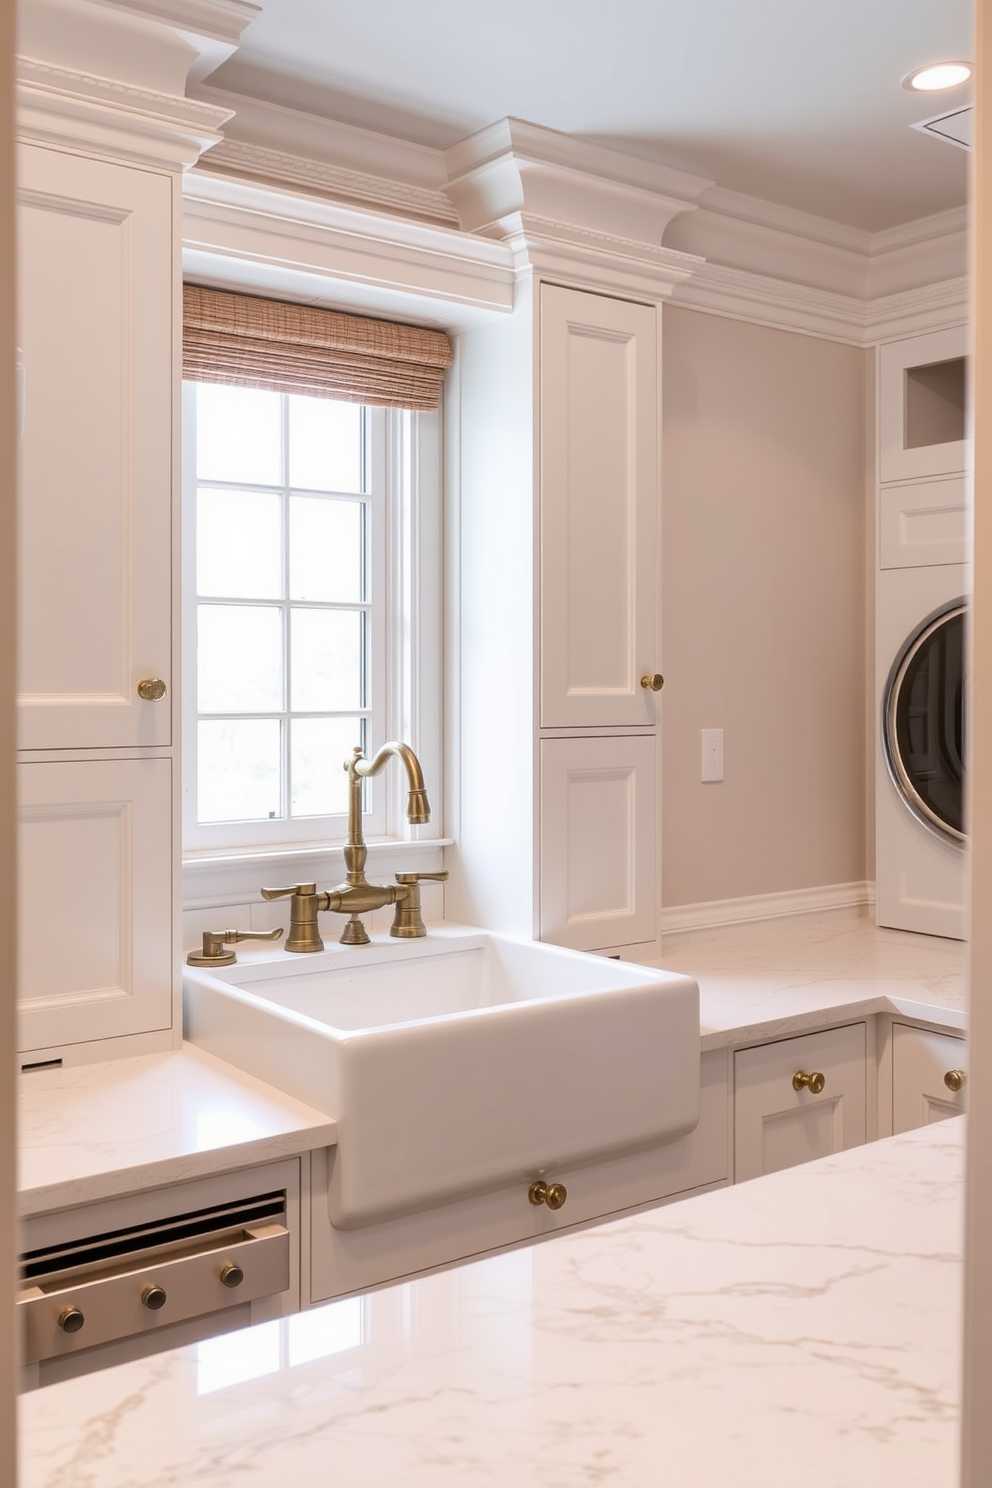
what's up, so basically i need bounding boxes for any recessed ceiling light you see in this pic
[903,61,972,92]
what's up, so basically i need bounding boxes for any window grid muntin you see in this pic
[193,387,372,827]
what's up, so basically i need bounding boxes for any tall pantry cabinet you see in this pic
[449,276,665,957]
[17,143,177,1060]
[13,4,238,1060]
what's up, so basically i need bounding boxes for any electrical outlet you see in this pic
[701,728,724,783]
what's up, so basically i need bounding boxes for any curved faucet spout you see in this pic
[344,742,431,885]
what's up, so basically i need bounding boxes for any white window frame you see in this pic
[181,383,443,861]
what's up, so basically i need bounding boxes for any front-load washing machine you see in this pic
[876,558,967,940]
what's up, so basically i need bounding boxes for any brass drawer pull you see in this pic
[57,1306,84,1334]
[793,1070,826,1095]
[220,1263,244,1289]
[137,678,167,701]
[529,1181,567,1210]
[944,1069,967,1093]
[141,1285,167,1311]
[640,673,664,692]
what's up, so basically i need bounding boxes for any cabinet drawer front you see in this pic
[17,144,173,750]
[539,734,656,950]
[734,1024,866,1184]
[892,1022,967,1133]
[539,284,659,728]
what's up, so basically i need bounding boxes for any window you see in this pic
[182,386,441,857]
[181,287,447,861]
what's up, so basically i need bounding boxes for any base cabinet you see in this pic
[891,1022,967,1133]
[734,1024,868,1183]
[310,1047,728,1303]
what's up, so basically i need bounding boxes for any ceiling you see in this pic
[207,0,973,233]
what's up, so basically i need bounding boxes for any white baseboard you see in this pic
[661,881,875,939]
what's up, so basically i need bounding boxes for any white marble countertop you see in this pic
[19,1117,964,1487]
[18,1046,337,1218]
[656,915,967,1050]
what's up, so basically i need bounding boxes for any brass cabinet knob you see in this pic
[793,1070,826,1095]
[944,1069,967,1094]
[137,677,167,701]
[640,673,665,692]
[58,1306,84,1334]
[141,1285,167,1311]
[528,1180,567,1210]
[220,1263,245,1289]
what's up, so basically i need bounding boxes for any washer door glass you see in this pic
[883,600,966,843]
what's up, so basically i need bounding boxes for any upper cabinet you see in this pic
[17,144,174,752]
[878,326,969,484]
[539,285,660,729]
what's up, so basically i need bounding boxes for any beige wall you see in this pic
[661,305,869,907]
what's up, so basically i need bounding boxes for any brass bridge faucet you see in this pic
[262,742,447,949]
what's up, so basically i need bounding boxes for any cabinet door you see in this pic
[540,285,659,728]
[892,1023,967,1133]
[878,327,968,483]
[734,1024,866,1183]
[17,144,173,750]
[539,734,656,950]
[18,758,173,1053]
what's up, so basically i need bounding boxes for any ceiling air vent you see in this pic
[912,106,972,151]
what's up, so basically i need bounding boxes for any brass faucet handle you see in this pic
[390,870,448,939]
[260,883,318,900]
[394,871,449,885]
[187,927,284,967]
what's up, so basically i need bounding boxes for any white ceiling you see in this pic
[208,0,972,232]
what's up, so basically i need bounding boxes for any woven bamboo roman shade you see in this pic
[183,285,453,412]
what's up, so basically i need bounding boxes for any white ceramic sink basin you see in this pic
[184,927,700,1229]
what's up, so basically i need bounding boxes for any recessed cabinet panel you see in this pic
[540,735,656,950]
[879,327,969,483]
[891,1023,967,1133]
[734,1024,866,1183]
[540,285,658,728]
[18,758,173,1052]
[17,144,173,750]
[879,478,969,569]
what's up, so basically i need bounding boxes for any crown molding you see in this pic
[444,116,712,246]
[864,277,969,342]
[16,0,258,167]
[672,258,969,346]
[17,56,233,167]
[197,139,460,225]
[499,212,702,303]
[190,85,459,224]
[182,170,515,330]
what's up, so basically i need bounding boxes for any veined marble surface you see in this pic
[20,1119,964,1487]
[655,914,967,1050]
[19,1046,337,1217]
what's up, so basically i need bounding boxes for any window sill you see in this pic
[182,837,453,910]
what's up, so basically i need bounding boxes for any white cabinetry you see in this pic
[734,1024,867,1183]
[539,734,656,951]
[539,286,658,729]
[891,1022,967,1133]
[16,143,177,1058]
[537,285,661,953]
[17,145,173,752]
[878,326,968,484]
